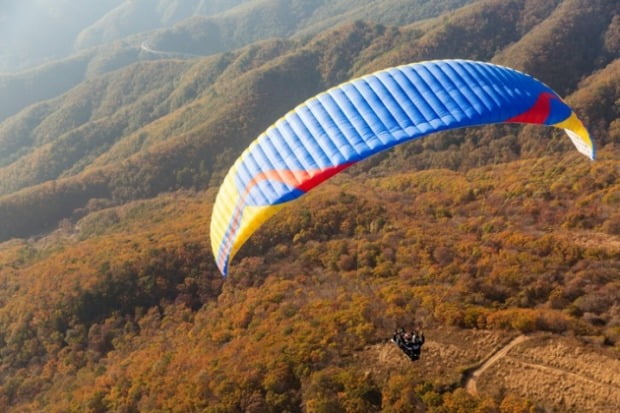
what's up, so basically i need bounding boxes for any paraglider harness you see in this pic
[392,328,425,361]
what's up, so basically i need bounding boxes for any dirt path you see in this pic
[465,335,529,396]
[464,334,620,400]
[515,359,620,392]
[140,41,201,58]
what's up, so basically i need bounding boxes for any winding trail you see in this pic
[464,335,529,396]
[463,335,620,398]
[140,41,202,58]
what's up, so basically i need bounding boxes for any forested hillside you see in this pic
[0,0,618,411]
[0,0,471,122]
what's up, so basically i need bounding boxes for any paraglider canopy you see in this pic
[210,59,594,276]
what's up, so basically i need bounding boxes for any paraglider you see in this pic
[392,327,425,361]
[210,59,594,276]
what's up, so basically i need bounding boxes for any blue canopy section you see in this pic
[235,59,559,206]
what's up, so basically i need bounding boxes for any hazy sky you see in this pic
[0,0,124,72]
[0,0,224,72]
[1,1,73,70]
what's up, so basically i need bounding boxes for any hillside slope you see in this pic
[0,157,617,411]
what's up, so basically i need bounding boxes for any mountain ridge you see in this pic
[0,3,618,241]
